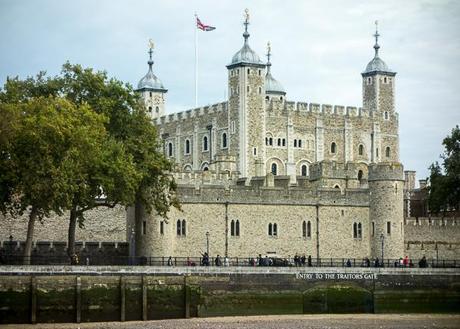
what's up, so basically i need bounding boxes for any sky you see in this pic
[1,0,459,183]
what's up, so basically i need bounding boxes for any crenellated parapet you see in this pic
[153,101,228,126]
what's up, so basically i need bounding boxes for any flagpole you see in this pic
[194,13,198,108]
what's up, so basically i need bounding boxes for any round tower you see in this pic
[368,162,404,261]
[136,39,167,120]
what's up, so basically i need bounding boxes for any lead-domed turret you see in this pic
[363,21,394,74]
[265,42,286,98]
[136,40,167,120]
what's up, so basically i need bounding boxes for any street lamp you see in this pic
[380,233,385,267]
[130,228,135,265]
[206,231,210,255]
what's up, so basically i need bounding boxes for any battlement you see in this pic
[153,101,228,125]
[368,162,404,181]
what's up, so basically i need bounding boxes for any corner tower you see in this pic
[226,9,266,177]
[362,22,396,115]
[368,163,405,261]
[136,40,167,120]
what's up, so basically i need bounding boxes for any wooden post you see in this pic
[30,276,37,324]
[142,275,147,321]
[75,276,81,323]
[120,276,126,322]
[184,275,190,318]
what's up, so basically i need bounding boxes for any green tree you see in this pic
[1,63,179,263]
[0,97,109,264]
[428,125,460,214]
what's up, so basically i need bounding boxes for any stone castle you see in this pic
[1,11,458,261]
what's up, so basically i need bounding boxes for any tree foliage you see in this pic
[1,63,179,263]
[428,125,460,214]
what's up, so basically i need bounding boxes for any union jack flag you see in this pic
[196,16,215,31]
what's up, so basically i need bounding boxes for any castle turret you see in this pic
[136,40,167,120]
[368,162,404,261]
[265,42,286,101]
[362,22,399,164]
[226,9,266,177]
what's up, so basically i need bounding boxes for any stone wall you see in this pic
[404,217,460,260]
[1,266,458,324]
[0,206,127,242]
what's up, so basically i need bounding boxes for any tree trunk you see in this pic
[67,207,78,264]
[23,206,38,265]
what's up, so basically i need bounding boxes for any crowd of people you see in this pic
[165,253,432,268]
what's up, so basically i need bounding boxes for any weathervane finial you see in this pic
[243,9,250,44]
[373,20,380,57]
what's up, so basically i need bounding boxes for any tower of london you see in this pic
[129,11,411,261]
[2,10,458,262]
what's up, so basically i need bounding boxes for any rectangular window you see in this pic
[142,221,146,235]
[387,221,391,235]
[160,221,164,235]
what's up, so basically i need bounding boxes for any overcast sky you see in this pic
[1,0,459,182]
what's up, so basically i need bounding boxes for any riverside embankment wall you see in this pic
[0,266,459,324]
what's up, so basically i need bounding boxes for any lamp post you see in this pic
[130,228,135,265]
[380,233,385,267]
[206,231,210,255]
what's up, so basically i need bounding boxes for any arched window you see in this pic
[258,87,262,94]
[247,68,250,75]
[271,163,277,175]
[155,106,159,114]
[384,77,387,83]
[277,138,281,146]
[168,142,173,157]
[357,223,362,239]
[185,139,191,155]
[236,220,240,236]
[181,219,186,236]
[203,166,209,171]
[177,220,181,236]
[269,137,273,146]
[203,136,208,151]
[298,140,302,148]
[280,96,283,101]
[160,221,164,235]
[358,170,363,182]
[384,111,389,120]
[273,223,278,236]
[353,222,357,238]
[294,140,297,148]
[307,221,311,238]
[265,96,269,101]
[358,144,364,156]
[231,220,235,236]
[385,146,390,158]
[148,106,152,113]
[149,91,152,97]
[222,132,228,149]
[334,185,340,189]
[268,223,273,236]
[376,148,379,158]
[331,142,336,154]
[301,164,308,177]
[302,221,307,238]
[282,139,286,147]
[265,137,268,145]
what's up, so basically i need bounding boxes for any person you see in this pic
[308,255,312,267]
[167,256,173,266]
[403,255,409,267]
[419,256,428,268]
[202,252,210,266]
[224,256,229,267]
[258,254,263,266]
[399,257,404,267]
[374,257,380,268]
[215,255,222,266]
[409,259,414,267]
[301,254,306,267]
[365,257,371,267]
[346,259,352,267]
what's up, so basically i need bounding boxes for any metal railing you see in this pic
[0,254,458,268]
